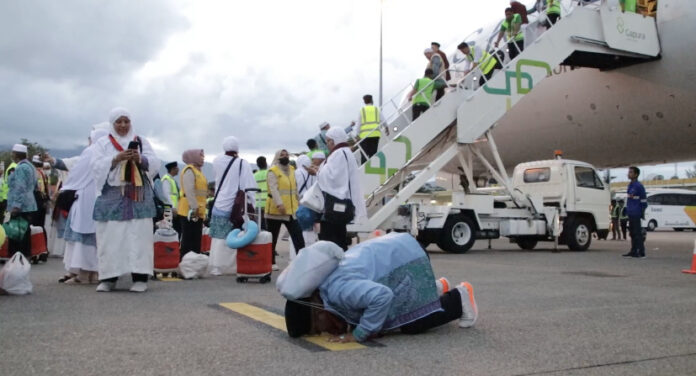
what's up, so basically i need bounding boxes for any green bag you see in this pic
[2,217,29,241]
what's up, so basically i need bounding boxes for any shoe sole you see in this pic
[439,278,450,294]
[459,282,478,327]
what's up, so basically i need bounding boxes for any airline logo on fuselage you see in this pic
[617,17,647,41]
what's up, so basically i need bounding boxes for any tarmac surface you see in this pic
[1,230,695,376]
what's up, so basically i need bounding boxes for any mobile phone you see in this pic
[127,141,140,150]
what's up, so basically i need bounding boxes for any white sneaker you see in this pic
[129,282,148,293]
[272,264,279,271]
[435,277,450,296]
[457,282,478,328]
[96,282,115,292]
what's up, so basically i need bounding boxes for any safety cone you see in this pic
[682,239,696,275]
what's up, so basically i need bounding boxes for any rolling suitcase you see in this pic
[236,188,272,284]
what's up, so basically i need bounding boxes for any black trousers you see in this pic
[8,213,32,259]
[628,216,645,256]
[178,215,203,259]
[412,104,430,121]
[267,218,305,264]
[319,221,348,251]
[543,13,560,28]
[360,137,380,164]
[400,288,463,334]
[620,219,628,240]
[508,39,524,60]
[101,274,149,283]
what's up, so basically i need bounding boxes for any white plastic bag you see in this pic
[0,253,33,295]
[276,241,344,300]
[178,252,209,279]
[300,182,324,213]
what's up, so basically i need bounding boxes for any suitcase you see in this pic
[200,226,211,254]
[236,188,272,283]
[0,238,8,260]
[154,227,180,272]
[30,225,48,263]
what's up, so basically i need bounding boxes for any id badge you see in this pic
[333,203,346,212]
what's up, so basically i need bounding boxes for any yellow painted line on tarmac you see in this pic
[160,277,183,282]
[219,302,366,351]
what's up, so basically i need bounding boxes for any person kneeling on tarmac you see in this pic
[284,233,478,343]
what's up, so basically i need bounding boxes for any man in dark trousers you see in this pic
[623,166,648,258]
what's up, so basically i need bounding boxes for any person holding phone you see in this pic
[90,107,160,293]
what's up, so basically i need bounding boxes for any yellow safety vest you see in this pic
[359,105,381,139]
[468,46,498,75]
[0,162,17,201]
[177,165,208,217]
[266,165,298,216]
[35,168,48,196]
[502,13,524,42]
[254,169,268,208]
[161,174,179,208]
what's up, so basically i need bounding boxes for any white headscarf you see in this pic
[223,136,239,152]
[90,121,110,145]
[325,127,348,144]
[108,107,135,149]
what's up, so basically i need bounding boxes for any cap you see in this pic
[32,155,42,164]
[12,144,28,153]
[165,161,178,170]
[431,41,441,47]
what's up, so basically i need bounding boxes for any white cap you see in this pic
[424,47,433,54]
[12,144,27,153]
[311,151,326,160]
[325,127,348,144]
[318,121,330,130]
[32,155,42,164]
[222,136,239,152]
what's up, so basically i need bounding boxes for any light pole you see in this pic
[379,0,383,107]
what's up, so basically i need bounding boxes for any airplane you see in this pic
[384,0,695,174]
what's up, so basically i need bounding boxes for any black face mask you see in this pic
[279,157,290,165]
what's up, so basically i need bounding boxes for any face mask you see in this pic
[279,157,290,165]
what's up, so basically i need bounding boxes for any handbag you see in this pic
[300,181,324,213]
[2,216,30,241]
[203,156,237,227]
[229,160,254,229]
[322,150,355,225]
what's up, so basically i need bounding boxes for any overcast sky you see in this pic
[2,0,692,181]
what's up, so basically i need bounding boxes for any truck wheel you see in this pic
[516,237,538,250]
[647,220,657,232]
[437,215,476,254]
[566,218,591,251]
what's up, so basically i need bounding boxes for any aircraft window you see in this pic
[575,167,603,190]
[523,168,551,183]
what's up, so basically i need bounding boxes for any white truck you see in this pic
[383,158,610,253]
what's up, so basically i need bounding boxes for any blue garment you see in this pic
[209,208,233,239]
[63,217,97,247]
[93,183,156,222]
[626,180,647,217]
[7,160,37,213]
[314,130,330,155]
[319,233,441,342]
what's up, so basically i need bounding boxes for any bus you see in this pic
[641,189,696,231]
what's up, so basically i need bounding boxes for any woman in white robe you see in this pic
[91,108,160,292]
[61,127,109,284]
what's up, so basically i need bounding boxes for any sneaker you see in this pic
[435,277,450,296]
[457,282,478,328]
[96,282,115,292]
[272,264,279,271]
[637,254,646,259]
[129,282,148,293]
[622,252,636,258]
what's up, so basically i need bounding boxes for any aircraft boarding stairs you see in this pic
[348,2,661,233]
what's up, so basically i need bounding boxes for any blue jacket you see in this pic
[626,180,647,217]
[7,160,37,213]
[319,233,441,342]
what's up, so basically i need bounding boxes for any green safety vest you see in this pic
[254,169,268,208]
[412,77,435,106]
[468,46,498,75]
[306,149,322,158]
[611,205,621,218]
[161,174,179,208]
[547,0,561,15]
[620,0,636,12]
[359,105,381,139]
[502,13,524,42]
[619,205,628,220]
[0,162,17,201]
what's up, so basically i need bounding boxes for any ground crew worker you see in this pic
[1,160,18,218]
[177,149,208,258]
[495,7,525,60]
[545,0,561,28]
[355,94,384,164]
[622,166,647,258]
[457,42,501,85]
[255,156,269,230]
[610,199,620,240]
[407,69,435,121]
[161,161,181,234]
[618,199,628,241]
